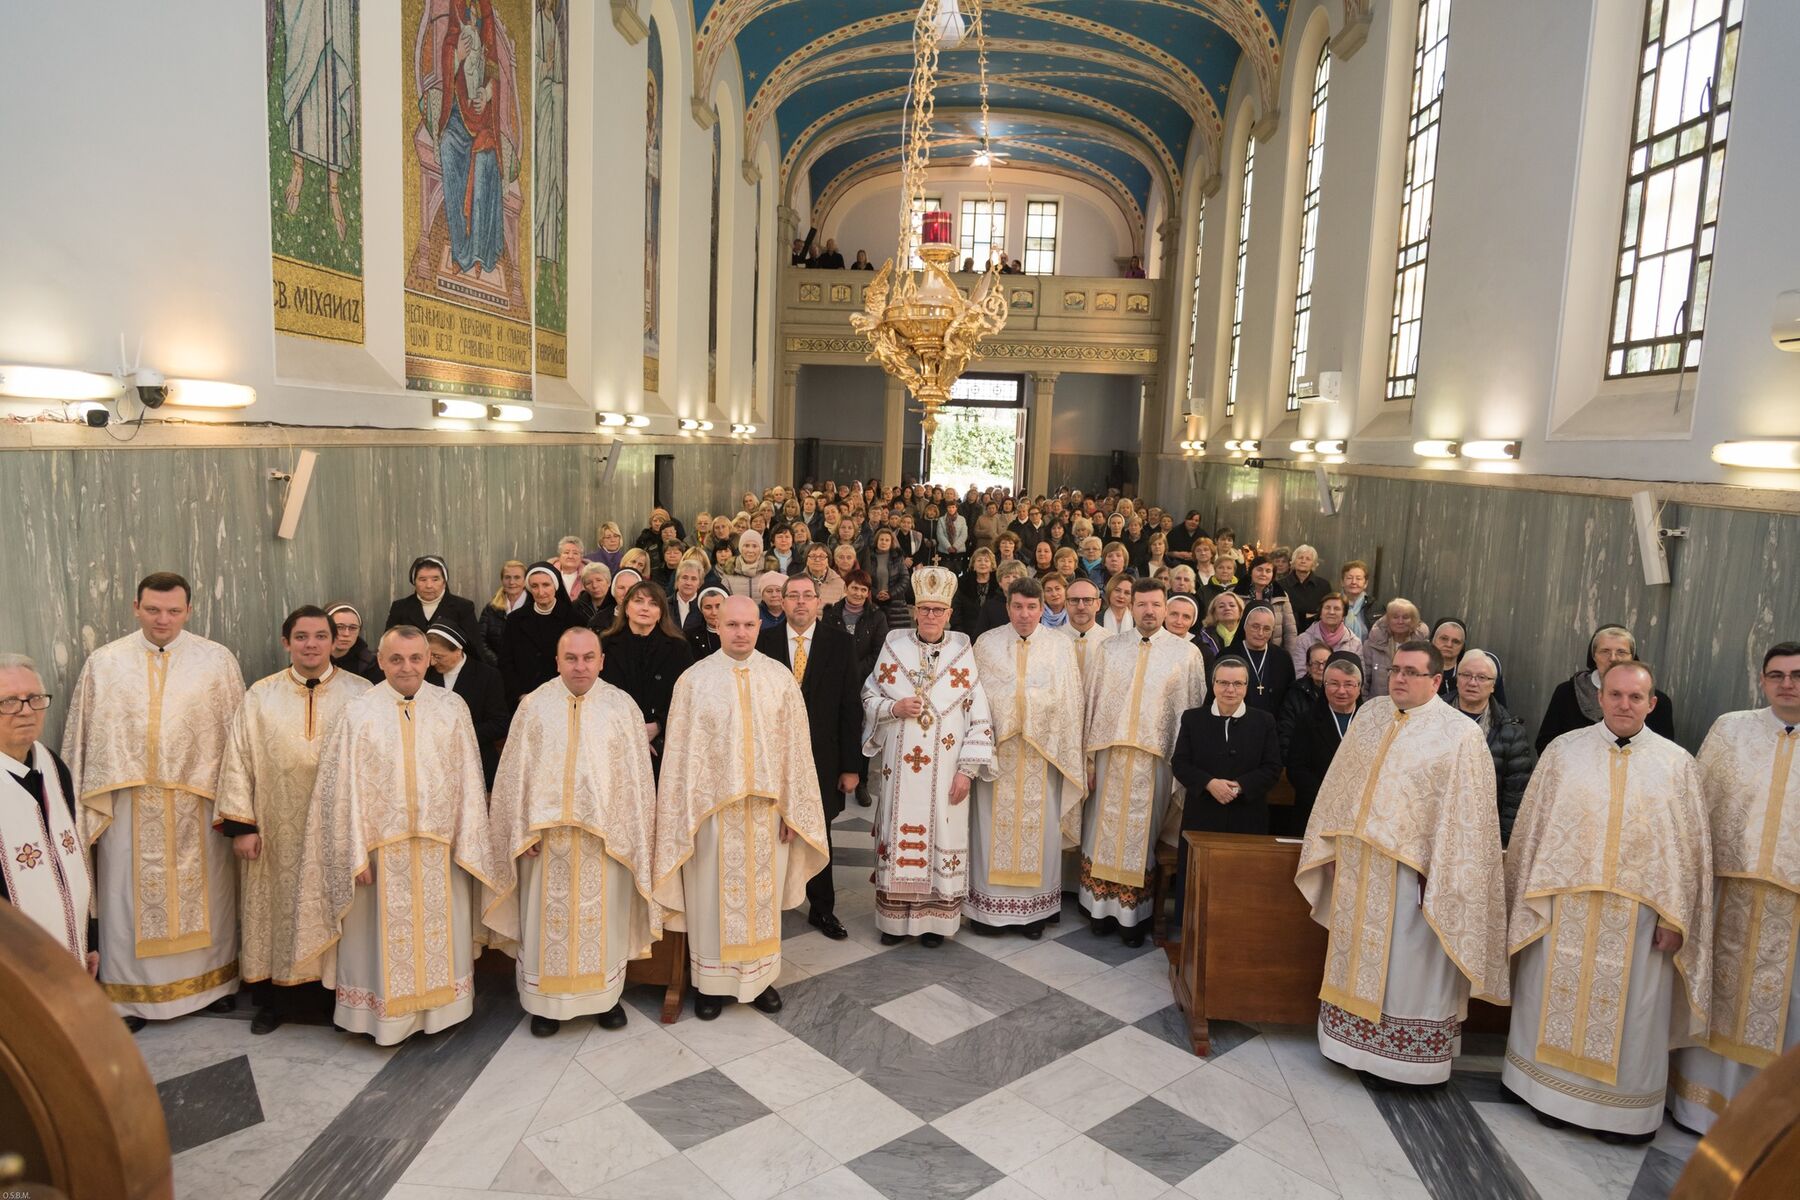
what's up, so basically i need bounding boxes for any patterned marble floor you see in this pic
[142,812,1701,1200]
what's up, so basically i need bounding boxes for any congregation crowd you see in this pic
[1,477,1794,1155]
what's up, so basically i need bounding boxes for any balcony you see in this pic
[778,268,1167,374]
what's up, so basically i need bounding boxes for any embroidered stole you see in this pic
[1089,640,1157,888]
[718,667,780,963]
[537,694,611,992]
[989,638,1046,889]
[871,638,976,897]
[133,649,213,957]
[0,754,89,960]
[378,698,458,1017]
[1319,710,1410,1022]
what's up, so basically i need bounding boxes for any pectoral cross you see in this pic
[903,746,932,773]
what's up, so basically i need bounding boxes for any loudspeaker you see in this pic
[275,450,318,541]
[597,445,621,491]
[1632,490,1672,586]
[1314,464,1341,517]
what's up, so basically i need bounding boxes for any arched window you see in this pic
[1185,202,1206,411]
[1226,133,1255,417]
[1287,46,1332,412]
[1385,0,1453,402]
[1607,0,1742,377]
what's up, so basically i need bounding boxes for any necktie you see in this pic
[792,636,808,684]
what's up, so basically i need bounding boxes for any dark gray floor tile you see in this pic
[833,845,877,867]
[1057,930,1162,968]
[849,1125,1005,1200]
[1365,1071,1537,1200]
[1086,1096,1235,1184]
[1132,1006,1254,1058]
[1628,1147,1686,1200]
[837,816,875,833]
[625,1068,769,1149]
[1449,1070,1511,1106]
[158,1055,264,1154]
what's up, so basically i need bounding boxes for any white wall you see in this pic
[1166,0,1800,491]
[0,0,780,436]
[823,167,1139,276]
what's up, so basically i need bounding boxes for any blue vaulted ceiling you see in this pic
[688,1,1290,239]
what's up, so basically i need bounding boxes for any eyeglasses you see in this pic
[0,694,52,715]
[1765,671,1800,684]
[1459,674,1496,685]
[1390,668,1438,681]
[1067,596,1101,605]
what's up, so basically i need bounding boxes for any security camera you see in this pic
[1245,456,1266,469]
[84,407,111,428]
[133,368,167,408]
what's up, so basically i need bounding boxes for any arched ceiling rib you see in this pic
[686,1,1289,230]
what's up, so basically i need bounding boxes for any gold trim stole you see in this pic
[988,637,1046,889]
[1319,710,1409,1022]
[537,693,611,994]
[133,646,213,958]
[378,698,457,1017]
[718,666,780,963]
[1090,639,1156,888]
[1708,727,1799,1067]
[1535,743,1640,1085]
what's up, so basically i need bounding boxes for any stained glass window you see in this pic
[1385,0,1452,402]
[1287,47,1332,411]
[1226,134,1255,417]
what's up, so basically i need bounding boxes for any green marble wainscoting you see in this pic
[1157,459,1800,749]
[1,436,779,742]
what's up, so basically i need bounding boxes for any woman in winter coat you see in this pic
[1358,597,1430,697]
[1448,648,1535,843]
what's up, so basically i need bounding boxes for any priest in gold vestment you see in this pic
[1669,642,1799,1134]
[64,572,246,1027]
[968,578,1085,938]
[1297,641,1509,1085]
[1502,661,1712,1140]
[1079,579,1204,945]
[654,596,827,1020]
[486,627,660,1037]
[291,627,500,1045]
[215,606,370,1034]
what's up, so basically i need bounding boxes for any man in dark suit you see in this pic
[425,624,508,789]
[756,574,863,939]
[387,556,489,663]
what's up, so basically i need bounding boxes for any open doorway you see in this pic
[920,374,1025,493]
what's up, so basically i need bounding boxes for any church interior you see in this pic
[3,1,1800,1199]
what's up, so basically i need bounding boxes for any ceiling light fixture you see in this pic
[1413,439,1460,459]
[433,398,486,420]
[1712,440,1800,470]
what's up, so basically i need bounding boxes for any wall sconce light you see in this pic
[1289,439,1315,453]
[433,398,486,420]
[1712,440,1800,470]
[1238,439,1260,454]
[1460,439,1520,461]
[488,403,533,423]
[679,418,715,432]
[1413,440,1459,459]
[597,412,627,427]
[1178,439,1205,453]
[731,423,757,435]
[166,379,257,409]
[1315,439,1346,455]
[0,365,127,402]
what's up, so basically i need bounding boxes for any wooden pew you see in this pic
[1672,1044,1800,1200]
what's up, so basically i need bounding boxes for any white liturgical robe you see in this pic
[863,630,996,937]
[486,677,660,1020]
[64,630,246,1019]
[1,743,90,961]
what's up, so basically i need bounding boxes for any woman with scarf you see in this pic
[1233,557,1298,649]
[1533,622,1676,751]
[600,578,694,777]
[860,526,909,627]
[1287,592,1363,672]
[499,562,581,705]
[1198,591,1245,665]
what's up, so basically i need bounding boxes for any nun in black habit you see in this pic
[386,555,489,663]
[499,562,582,705]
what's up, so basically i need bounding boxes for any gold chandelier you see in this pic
[849,0,1009,444]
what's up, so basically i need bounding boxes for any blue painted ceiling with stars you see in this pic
[689,1,1290,233]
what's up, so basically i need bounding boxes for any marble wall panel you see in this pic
[1047,453,1116,495]
[813,442,882,490]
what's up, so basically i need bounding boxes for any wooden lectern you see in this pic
[625,931,688,1022]
[1167,832,1327,1056]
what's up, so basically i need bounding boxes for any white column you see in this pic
[882,375,907,487]
[777,363,801,483]
[1027,371,1058,496]
[1135,374,1164,497]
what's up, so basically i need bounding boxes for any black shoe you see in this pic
[1595,1128,1655,1146]
[206,995,236,1014]
[695,993,724,1021]
[122,1015,147,1033]
[596,1004,628,1030]
[1021,921,1044,940]
[1533,1109,1571,1130]
[857,792,872,807]
[1091,916,1118,937]
[752,987,783,1014]
[920,932,944,948]
[809,911,849,940]
[530,1015,560,1037]
[880,932,906,946]
[1121,927,1146,948]
[250,1007,284,1036]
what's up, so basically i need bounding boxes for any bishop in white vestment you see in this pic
[1503,663,1712,1138]
[1079,581,1204,941]
[863,568,995,942]
[63,575,246,1022]
[1,655,94,971]
[968,579,1085,936]
[1670,673,1800,1133]
[215,607,369,1032]
[486,628,660,1035]
[653,597,827,1017]
[291,628,500,1045]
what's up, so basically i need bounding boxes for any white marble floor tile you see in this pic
[488,1141,569,1195]
[783,1076,924,1161]
[968,1179,1051,1200]
[522,1101,675,1194]
[575,1024,709,1098]
[664,1001,792,1066]
[957,929,1039,960]
[1063,967,1177,1024]
[1470,1102,1648,1200]
[1008,1054,1146,1131]
[1177,1144,1338,1200]
[686,1113,841,1200]
[1005,940,1117,990]
[782,928,878,975]
[839,906,903,951]
[1074,1026,1205,1093]
[402,1106,538,1191]
[174,1122,316,1200]
[1261,1025,1376,1127]
[524,1057,621,1135]
[1208,1035,1291,1101]
[933,1088,1081,1173]
[577,1003,664,1053]
[777,959,815,988]
[772,1164,889,1199]
[583,1152,733,1200]
[872,983,1000,1044]
[1242,1107,1338,1194]
[1011,1134,1170,1200]
[1650,1116,1702,1161]
[719,1037,854,1111]
[1261,1029,1428,1200]
[1154,1060,1294,1142]
[382,1185,588,1200]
